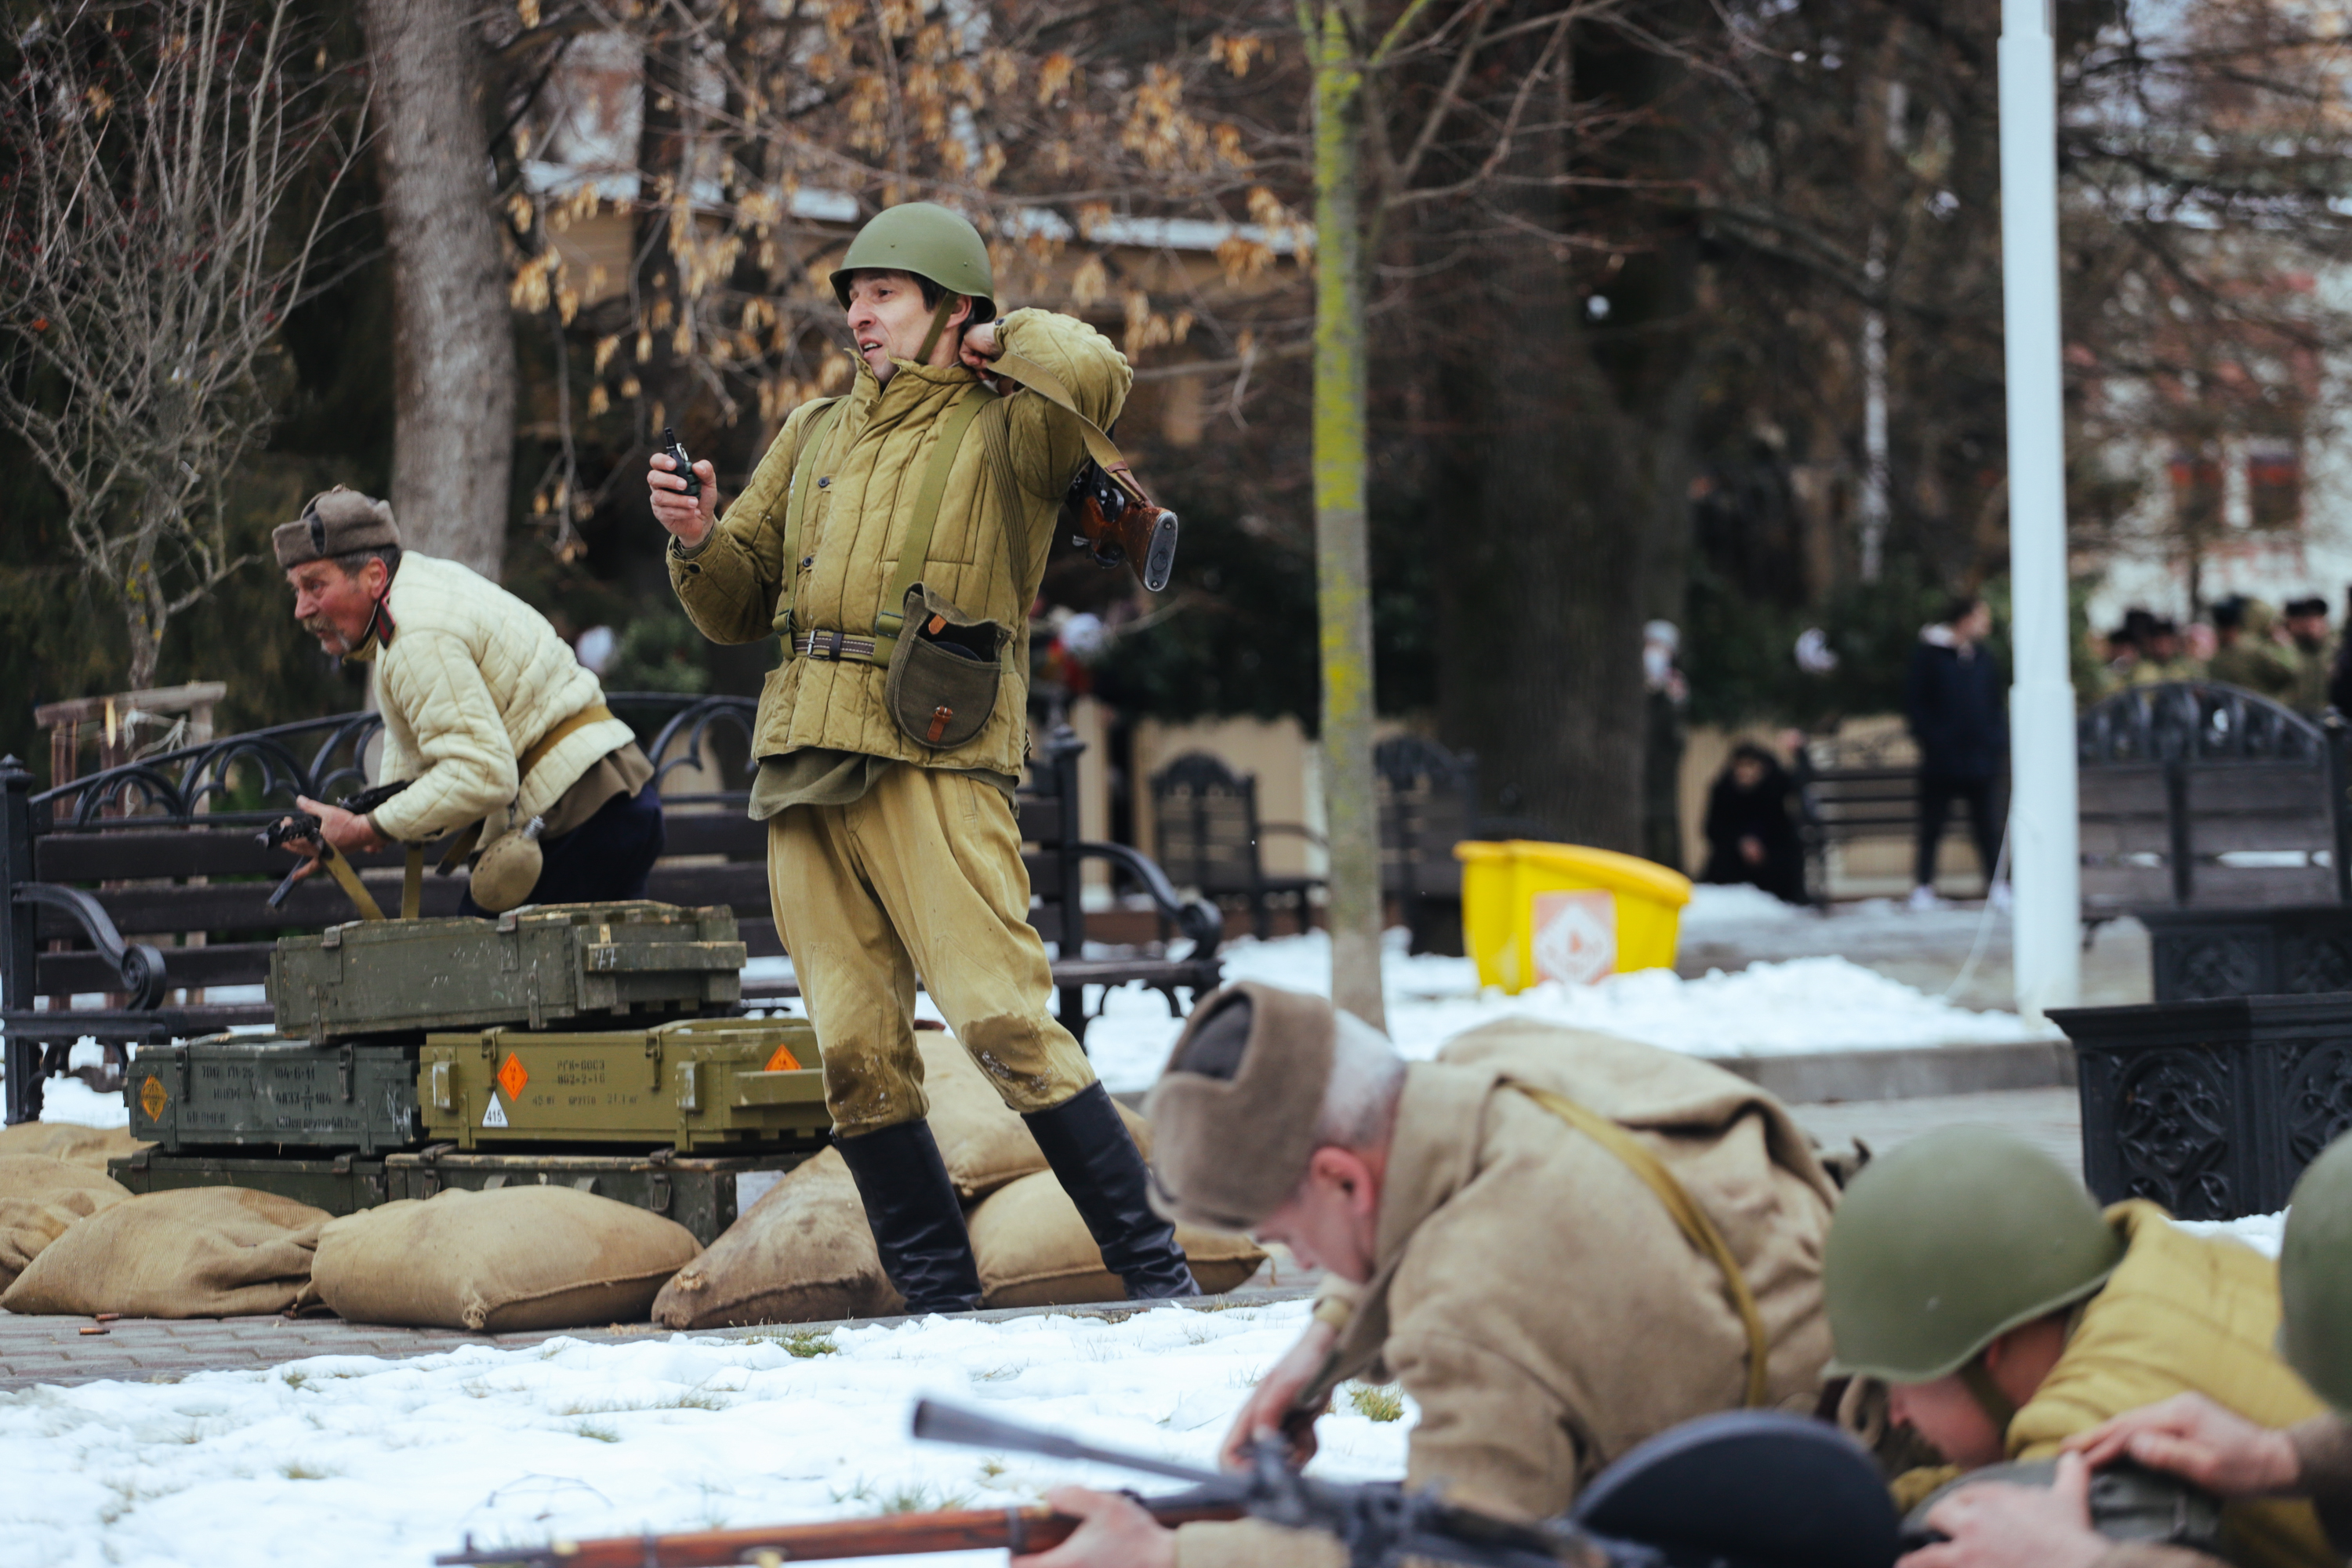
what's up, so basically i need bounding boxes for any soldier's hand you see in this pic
[1220,1318,1337,1471]
[648,452,719,548]
[1901,1454,2107,1568]
[295,796,382,857]
[1011,1486,1174,1568]
[2066,1392,2303,1498]
[958,319,1001,370]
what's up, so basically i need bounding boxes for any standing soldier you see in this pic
[647,203,1193,1312]
[2284,597,2336,718]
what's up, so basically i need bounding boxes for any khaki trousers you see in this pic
[767,762,1096,1137]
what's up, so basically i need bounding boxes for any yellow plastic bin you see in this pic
[1454,840,1692,994]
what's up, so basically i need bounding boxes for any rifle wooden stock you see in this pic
[1065,461,1179,593]
[437,1493,1244,1567]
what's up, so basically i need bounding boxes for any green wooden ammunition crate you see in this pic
[269,902,747,1042]
[383,1148,815,1245]
[128,1034,422,1155]
[419,1016,828,1152]
[107,1149,391,1216]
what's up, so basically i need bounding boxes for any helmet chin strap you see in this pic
[914,292,961,364]
[1959,1356,2019,1436]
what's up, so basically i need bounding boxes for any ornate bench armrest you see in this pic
[15,883,169,1009]
[1076,841,1225,953]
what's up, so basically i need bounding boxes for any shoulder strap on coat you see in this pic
[769,397,849,639]
[869,382,996,662]
[1511,1082,1773,1408]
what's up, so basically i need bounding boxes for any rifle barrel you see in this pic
[434,1496,1243,1568]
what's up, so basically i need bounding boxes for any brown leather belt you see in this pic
[793,628,880,663]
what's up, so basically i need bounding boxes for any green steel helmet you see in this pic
[829,201,995,317]
[2281,1134,2352,1412]
[1823,1125,2125,1384]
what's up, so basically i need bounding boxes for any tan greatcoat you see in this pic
[668,308,1127,778]
[1174,1019,1839,1568]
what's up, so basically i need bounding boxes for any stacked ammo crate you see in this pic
[109,902,828,1244]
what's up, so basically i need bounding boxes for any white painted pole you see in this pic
[2000,0,2082,1017]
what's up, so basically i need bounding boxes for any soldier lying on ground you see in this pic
[1011,982,1840,1568]
[648,202,1192,1312]
[1821,1125,2337,1568]
[1886,1129,2352,1568]
[274,488,662,913]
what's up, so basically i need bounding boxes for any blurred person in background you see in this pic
[2209,597,2298,702]
[1642,620,1689,873]
[1698,742,1806,906]
[2130,616,2198,685]
[1904,595,2007,913]
[2285,597,2334,718]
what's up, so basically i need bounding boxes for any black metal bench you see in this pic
[1149,750,1323,942]
[2,694,1222,1124]
[1790,728,2006,906]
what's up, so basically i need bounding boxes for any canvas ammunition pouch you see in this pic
[1900,1460,2226,1558]
[775,383,1015,753]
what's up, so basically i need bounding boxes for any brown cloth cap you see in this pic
[272,487,401,569]
[1142,982,1338,1232]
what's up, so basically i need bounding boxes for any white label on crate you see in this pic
[481,1094,510,1129]
[1531,891,1617,985]
[736,1171,786,1211]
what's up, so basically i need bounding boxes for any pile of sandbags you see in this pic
[312,1185,700,1331]
[1,1187,328,1317]
[654,1148,900,1329]
[0,1156,131,1292]
[0,1122,149,1172]
[654,1033,1264,1329]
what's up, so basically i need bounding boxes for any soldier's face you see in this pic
[1252,1146,1384,1284]
[287,559,385,657]
[844,270,967,383]
[1886,1374,2007,1468]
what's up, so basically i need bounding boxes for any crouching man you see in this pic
[1820,1126,2338,1568]
[275,487,662,913]
[1021,982,1840,1568]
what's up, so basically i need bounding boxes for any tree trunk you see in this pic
[1306,0,1385,1029]
[359,0,514,579]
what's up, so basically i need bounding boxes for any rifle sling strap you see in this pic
[988,348,1150,508]
[1512,1083,1774,1409]
[320,847,385,923]
[401,846,424,920]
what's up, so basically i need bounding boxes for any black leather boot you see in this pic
[832,1119,984,1315]
[1023,1083,1200,1300]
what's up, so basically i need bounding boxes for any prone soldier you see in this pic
[648,202,1192,1311]
[274,488,662,913]
[1014,982,1839,1568]
[1820,1125,2336,1568]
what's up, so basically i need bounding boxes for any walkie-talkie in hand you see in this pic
[661,426,700,499]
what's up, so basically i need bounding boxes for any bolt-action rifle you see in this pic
[258,780,410,915]
[436,1399,1900,1568]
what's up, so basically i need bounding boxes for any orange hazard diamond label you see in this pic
[138,1075,168,1121]
[496,1052,529,1102]
[763,1043,802,1073]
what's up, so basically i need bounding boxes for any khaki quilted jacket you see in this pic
[668,307,1128,777]
[360,554,634,844]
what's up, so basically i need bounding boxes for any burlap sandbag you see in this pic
[0,1156,131,1290]
[653,1148,903,1329]
[0,1186,326,1317]
[312,1185,700,1332]
[968,1170,1269,1308]
[920,1032,1155,1201]
[0,1122,151,1172]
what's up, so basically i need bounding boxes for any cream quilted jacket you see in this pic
[359,554,636,844]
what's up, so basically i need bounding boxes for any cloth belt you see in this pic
[434,702,616,878]
[792,629,880,662]
[1512,1083,1775,1409]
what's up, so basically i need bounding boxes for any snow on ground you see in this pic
[0,1299,1402,1568]
[1077,922,2059,1095]
[2176,1210,2287,1258]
